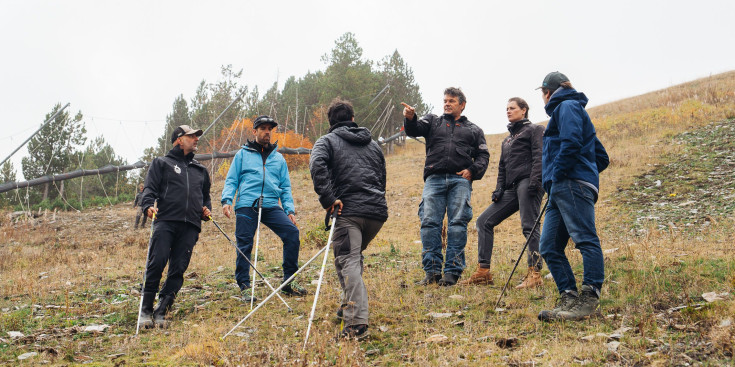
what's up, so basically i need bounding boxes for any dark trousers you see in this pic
[332,216,383,327]
[476,178,543,270]
[540,179,604,294]
[234,207,300,290]
[143,221,200,297]
[134,208,147,228]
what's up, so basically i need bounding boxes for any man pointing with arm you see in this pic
[403,87,490,287]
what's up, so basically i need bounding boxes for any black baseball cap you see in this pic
[170,125,203,144]
[253,115,278,129]
[537,71,570,91]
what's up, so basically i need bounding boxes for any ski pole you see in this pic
[494,198,549,309]
[303,213,338,348]
[250,196,263,310]
[209,216,291,312]
[223,217,337,339]
[135,212,155,335]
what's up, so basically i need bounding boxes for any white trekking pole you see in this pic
[303,213,338,348]
[250,196,263,310]
[209,217,291,311]
[135,212,155,335]
[223,214,338,340]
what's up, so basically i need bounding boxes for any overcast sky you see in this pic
[1,0,734,180]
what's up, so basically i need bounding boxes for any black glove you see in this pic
[492,188,504,203]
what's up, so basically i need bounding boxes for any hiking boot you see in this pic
[153,294,175,328]
[458,266,493,285]
[339,324,368,340]
[438,273,460,287]
[515,267,543,289]
[137,292,155,330]
[555,285,600,321]
[240,287,257,303]
[415,273,442,286]
[281,281,307,296]
[538,289,578,322]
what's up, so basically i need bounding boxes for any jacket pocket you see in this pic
[455,147,471,160]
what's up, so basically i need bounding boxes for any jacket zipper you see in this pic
[185,160,189,224]
[448,119,456,171]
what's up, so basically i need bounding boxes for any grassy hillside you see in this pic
[1,72,734,365]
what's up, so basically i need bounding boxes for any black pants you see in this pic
[476,178,543,270]
[143,221,200,297]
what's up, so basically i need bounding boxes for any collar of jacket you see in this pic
[166,145,195,162]
[329,120,359,133]
[507,118,531,134]
[442,114,467,123]
[245,139,278,154]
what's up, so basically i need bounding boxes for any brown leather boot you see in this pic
[515,267,543,289]
[458,266,493,285]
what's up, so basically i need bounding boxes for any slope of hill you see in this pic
[1,72,734,365]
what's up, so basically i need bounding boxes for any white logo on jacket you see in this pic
[174,165,181,174]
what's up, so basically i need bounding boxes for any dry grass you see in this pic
[2,72,735,365]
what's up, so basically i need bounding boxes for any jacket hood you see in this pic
[332,122,372,146]
[545,88,588,115]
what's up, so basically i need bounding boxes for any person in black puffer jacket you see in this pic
[460,97,545,288]
[309,98,387,339]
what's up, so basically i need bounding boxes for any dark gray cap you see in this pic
[537,71,570,91]
[253,115,278,129]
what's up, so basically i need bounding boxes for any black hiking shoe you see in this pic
[555,285,600,321]
[137,292,156,330]
[538,289,578,322]
[339,324,368,340]
[438,273,460,287]
[152,294,175,328]
[281,281,307,296]
[240,288,257,303]
[415,273,442,286]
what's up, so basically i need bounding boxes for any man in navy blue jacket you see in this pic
[535,72,610,322]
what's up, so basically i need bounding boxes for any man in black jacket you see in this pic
[309,98,388,339]
[402,88,490,286]
[138,125,212,329]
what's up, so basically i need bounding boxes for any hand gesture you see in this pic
[401,102,416,120]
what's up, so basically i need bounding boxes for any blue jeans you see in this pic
[234,207,300,290]
[539,179,604,294]
[418,174,473,276]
